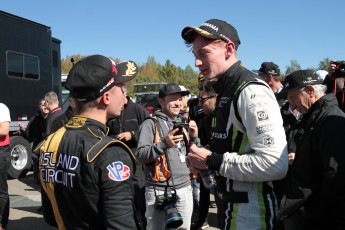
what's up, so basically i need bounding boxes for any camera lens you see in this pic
[164,203,183,228]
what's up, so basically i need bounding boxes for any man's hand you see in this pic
[117,132,132,141]
[188,120,198,138]
[18,122,26,131]
[187,144,211,170]
[288,152,295,165]
[164,128,183,148]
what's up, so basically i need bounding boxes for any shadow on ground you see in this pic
[8,216,56,230]
[18,172,41,191]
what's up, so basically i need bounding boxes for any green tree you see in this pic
[61,54,84,74]
[318,57,331,70]
[285,59,301,75]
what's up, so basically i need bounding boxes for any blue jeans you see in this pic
[145,185,193,230]
[191,178,200,208]
[0,146,10,228]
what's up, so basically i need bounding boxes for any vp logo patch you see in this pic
[107,161,130,181]
[257,111,269,121]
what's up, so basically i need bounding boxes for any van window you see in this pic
[7,51,39,80]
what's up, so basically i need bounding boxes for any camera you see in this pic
[173,122,188,135]
[155,188,183,228]
[331,60,345,78]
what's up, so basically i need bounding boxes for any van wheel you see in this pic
[8,136,32,179]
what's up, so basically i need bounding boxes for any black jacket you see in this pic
[107,97,150,152]
[282,93,345,229]
[39,116,137,229]
[50,106,74,133]
[21,111,46,149]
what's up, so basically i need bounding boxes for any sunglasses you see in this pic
[198,95,216,104]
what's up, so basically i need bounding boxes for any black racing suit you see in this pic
[38,116,136,230]
[107,97,150,230]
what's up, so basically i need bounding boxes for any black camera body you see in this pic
[155,188,183,228]
[172,122,188,135]
[155,188,177,211]
[331,60,345,78]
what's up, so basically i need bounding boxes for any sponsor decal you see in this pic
[257,111,269,121]
[201,22,218,32]
[250,94,267,99]
[225,159,252,167]
[100,77,115,93]
[40,152,79,188]
[124,62,137,77]
[256,124,273,134]
[302,78,318,84]
[66,117,87,128]
[218,96,230,108]
[211,131,228,139]
[107,161,130,181]
[262,136,274,147]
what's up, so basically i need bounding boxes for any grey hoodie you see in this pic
[136,111,197,189]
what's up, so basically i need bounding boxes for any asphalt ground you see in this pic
[7,172,219,230]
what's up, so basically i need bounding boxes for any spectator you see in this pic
[19,98,49,149]
[37,55,139,229]
[19,98,49,187]
[44,91,64,136]
[323,61,345,111]
[191,80,217,230]
[253,61,286,107]
[0,103,11,230]
[281,70,345,230]
[182,19,288,229]
[107,84,150,230]
[50,96,76,133]
[136,83,199,230]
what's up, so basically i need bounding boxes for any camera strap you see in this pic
[144,116,171,183]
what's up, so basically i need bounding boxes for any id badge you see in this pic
[179,153,186,163]
[179,145,187,163]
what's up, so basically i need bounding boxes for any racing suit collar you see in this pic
[211,61,243,94]
[66,115,109,135]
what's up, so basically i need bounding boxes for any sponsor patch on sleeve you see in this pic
[106,161,130,181]
[262,135,274,147]
[257,111,269,121]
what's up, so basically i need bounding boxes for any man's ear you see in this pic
[225,41,235,59]
[305,85,315,96]
[100,92,111,105]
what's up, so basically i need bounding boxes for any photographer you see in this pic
[136,83,199,230]
[323,60,345,112]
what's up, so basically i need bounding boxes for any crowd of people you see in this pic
[1,18,344,230]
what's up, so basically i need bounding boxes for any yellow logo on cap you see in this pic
[124,62,137,77]
[194,27,212,36]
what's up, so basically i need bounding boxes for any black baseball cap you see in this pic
[283,70,321,91]
[181,19,241,50]
[65,55,138,102]
[158,83,190,98]
[253,62,280,76]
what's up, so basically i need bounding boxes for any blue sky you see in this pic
[1,1,344,74]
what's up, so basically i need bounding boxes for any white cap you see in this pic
[315,70,328,81]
